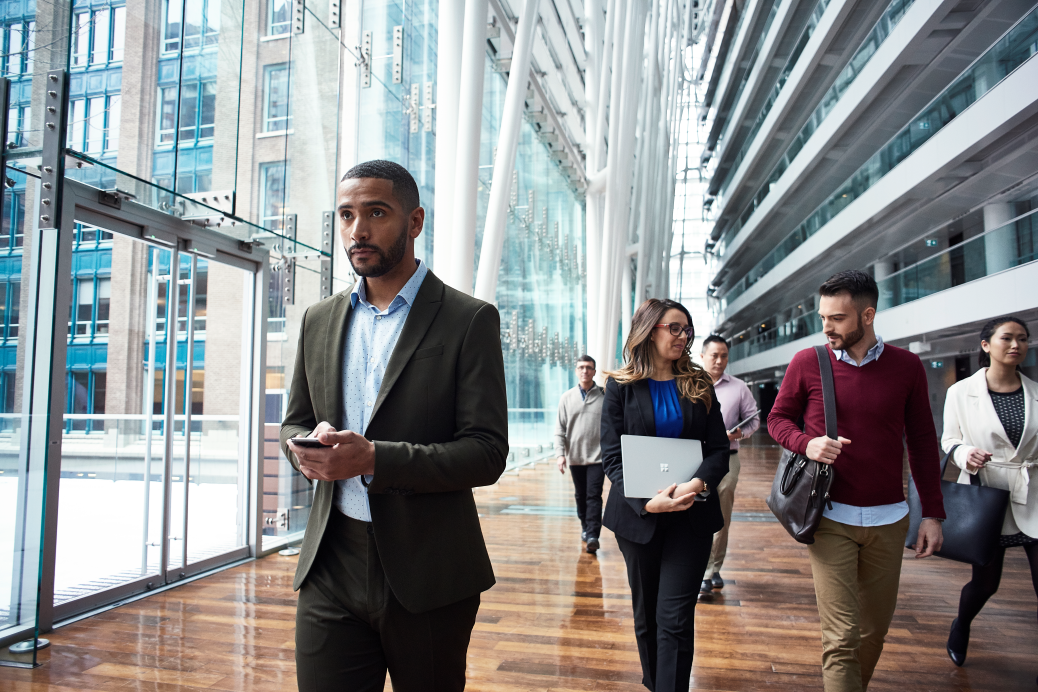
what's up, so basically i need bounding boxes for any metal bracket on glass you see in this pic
[360,31,372,88]
[329,0,340,29]
[392,26,403,84]
[408,84,420,133]
[423,82,435,132]
[292,0,305,34]
[38,70,69,231]
[281,255,295,306]
[320,211,333,300]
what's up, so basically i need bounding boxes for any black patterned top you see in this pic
[989,386,1025,449]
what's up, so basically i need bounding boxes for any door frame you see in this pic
[32,178,270,628]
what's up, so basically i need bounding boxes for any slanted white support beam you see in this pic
[450,0,489,294]
[433,0,464,280]
[473,0,539,303]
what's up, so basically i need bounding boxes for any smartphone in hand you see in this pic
[290,437,331,448]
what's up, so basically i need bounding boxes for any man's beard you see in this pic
[348,224,408,278]
[832,315,865,350]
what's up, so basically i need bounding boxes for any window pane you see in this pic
[260,163,288,230]
[68,99,85,151]
[25,21,34,73]
[8,24,21,74]
[159,87,177,143]
[179,83,198,141]
[265,65,289,132]
[200,81,216,139]
[96,278,111,334]
[73,13,90,66]
[86,97,105,153]
[92,373,106,415]
[92,10,109,64]
[269,0,291,35]
[9,280,18,336]
[184,0,203,49]
[107,95,121,152]
[111,8,125,61]
[165,0,182,52]
[205,0,220,44]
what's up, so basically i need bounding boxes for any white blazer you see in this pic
[942,368,1038,537]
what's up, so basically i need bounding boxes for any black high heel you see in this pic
[946,618,969,667]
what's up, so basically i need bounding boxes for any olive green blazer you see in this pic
[280,270,508,613]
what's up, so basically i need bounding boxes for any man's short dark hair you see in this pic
[577,354,596,369]
[341,160,420,213]
[701,334,729,351]
[818,269,879,310]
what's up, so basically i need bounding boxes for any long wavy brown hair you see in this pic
[608,298,714,411]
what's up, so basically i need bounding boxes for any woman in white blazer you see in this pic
[941,316,1037,669]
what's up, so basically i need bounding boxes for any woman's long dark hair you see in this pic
[979,316,1030,367]
[607,298,714,410]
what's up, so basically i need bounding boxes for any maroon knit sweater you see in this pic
[768,344,946,519]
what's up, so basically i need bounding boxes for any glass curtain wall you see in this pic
[353,4,587,461]
[48,0,345,554]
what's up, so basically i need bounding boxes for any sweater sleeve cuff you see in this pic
[792,433,811,456]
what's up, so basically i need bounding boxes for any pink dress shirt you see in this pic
[713,372,760,451]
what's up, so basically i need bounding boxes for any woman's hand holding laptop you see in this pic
[645,478,706,513]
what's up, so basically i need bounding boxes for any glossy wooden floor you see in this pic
[3,439,1036,691]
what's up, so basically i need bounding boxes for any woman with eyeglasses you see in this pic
[600,299,730,691]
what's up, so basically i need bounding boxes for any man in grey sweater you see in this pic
[554,355,605,554]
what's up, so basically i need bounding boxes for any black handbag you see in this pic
[906,445,1010,566]
[767,345,836,544]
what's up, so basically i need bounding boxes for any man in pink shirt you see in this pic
[698,335,760,600]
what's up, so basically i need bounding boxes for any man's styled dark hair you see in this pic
[577,354,596,369]
[341,159,421,213]
[818,269,879,310]
[701,334,729,351]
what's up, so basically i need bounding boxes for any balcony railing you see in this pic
[721,6,1038,307]
[728,209,1038,362]
[715,0,915,257]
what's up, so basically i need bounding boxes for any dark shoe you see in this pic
[947,618,969,667]
[581,531,587,543]
[711,572,724,590]
[698,580,714,601]
[586,537,599,554]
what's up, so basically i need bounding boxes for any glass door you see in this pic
[49,181,263,621]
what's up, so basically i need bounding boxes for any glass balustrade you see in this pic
[714,0,784,150]
[721,6,1038,307]
[716,0,916,256]
[717,0,833,202]
[728,209,1038,362]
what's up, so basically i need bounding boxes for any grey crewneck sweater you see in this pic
[553,385,604,466]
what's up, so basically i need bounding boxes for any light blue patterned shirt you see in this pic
[823,335,909,527]
[334,259,428,521]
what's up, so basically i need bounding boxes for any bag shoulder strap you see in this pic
[814,345,837,440]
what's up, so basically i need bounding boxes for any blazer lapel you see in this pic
[325,290,353,428]
[367,272,444,425]
[1016,374,1038,456]
[633,380,656,437]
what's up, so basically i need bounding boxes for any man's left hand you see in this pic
[727,428,744,441]
[289,430,376,482]
[911,518,943,558]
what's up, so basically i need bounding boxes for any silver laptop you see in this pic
[620,434,704,498]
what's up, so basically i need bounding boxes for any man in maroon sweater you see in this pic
[768,270,945,692]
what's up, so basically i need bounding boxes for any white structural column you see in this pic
[585,0,617,365]
[448,0,488,294]
[473,0,539,302]
[432,0,465,280]
[600,0,649,372]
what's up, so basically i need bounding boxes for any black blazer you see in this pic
[601,377,731,544]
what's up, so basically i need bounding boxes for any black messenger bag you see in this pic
[766,345,836,544]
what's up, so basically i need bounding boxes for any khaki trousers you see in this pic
[705,451,740,576]
[807,515,909,692]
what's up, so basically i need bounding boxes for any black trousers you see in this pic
[570,463,605,539]
[296,510,480,692]
[615,513,713,692]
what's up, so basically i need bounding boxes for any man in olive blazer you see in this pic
[281,161,507,692]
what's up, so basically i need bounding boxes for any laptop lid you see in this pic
[620,434,704,499]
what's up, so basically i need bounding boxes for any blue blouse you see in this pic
[648,379,683,438]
